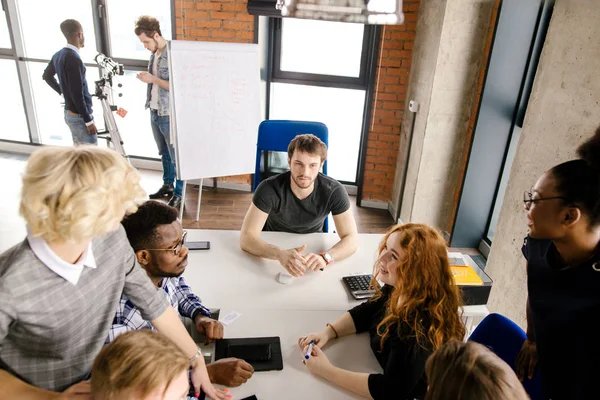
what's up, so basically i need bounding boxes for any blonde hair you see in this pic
[20,146,145,243]
[425,340,529,400]
[92,331,190,400]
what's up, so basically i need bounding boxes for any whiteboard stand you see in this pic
[179,180,187,221]
[195,178,203,221]
[168,40,260,223]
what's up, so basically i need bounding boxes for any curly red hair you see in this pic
[371,223,465,351]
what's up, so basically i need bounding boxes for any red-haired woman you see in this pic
[298,223,466,400]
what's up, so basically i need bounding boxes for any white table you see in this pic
[182,230,488,399]
[204,309,382,400]
[183,230,488,319]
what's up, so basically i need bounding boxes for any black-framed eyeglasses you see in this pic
[523,189,566,209]
[145,231,187,256]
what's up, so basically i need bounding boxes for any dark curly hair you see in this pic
[551,125,600,226]
[134,15,162,37]
[121,201,178,251]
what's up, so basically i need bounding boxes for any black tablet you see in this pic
[215,337,283,371]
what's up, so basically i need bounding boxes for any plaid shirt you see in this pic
[106,276,210,343]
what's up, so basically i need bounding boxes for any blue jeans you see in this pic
[150,110,183,197]
[64,110,97,145]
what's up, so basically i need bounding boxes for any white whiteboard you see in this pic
[168,40,260,180]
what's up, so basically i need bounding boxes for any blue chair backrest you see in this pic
[254,120,329,232]
[469,313,544,400]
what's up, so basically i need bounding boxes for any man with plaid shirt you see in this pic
[110,200,254,388]
[107,275,212,342]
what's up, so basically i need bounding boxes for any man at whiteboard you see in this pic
[240,134,358,277]
[134,16,184,209]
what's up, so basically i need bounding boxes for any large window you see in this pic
[279,19,364,77]
[106,0,172,61]
[0,60,29,142]
[18,0,98,63]
[0,6,11,48]
[1,5,28,143]
[0,0,173,159]
[451,0,553,252]
[28,62,105,146]
[270,83,366,182]
[269,19,377,185]
[110,71,159,158]
[486,127,521,241]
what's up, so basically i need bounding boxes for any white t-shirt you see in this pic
[149,53,160,110]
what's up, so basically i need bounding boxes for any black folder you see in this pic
[215,337,283,371]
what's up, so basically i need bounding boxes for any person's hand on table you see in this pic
[190,362,231,399]
[515,339,538,381]
[298,328,333,350]
[195,315,224,345]
[207,358,254,387]
[304,253,326,272]
[302,344,334,377]
[57,380,91,400]
[277,245,307,277]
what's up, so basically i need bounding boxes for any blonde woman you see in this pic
[0,147,226,400]
[298,223,466,400]
[425,340,529,400]
[92,330,193,400]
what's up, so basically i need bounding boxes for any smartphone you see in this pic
[240,396,259,400]
[227,343,272,361]
[186,241,210,250]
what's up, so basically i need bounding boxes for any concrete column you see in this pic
[485,0,600,326]
[392,0,495,236]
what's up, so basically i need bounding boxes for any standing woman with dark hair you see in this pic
[516,126,600,399]
[298,223,466,400]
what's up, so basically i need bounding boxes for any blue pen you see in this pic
[304,340,315,360]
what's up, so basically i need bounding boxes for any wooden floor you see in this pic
[0,151,394,252]
[180,186,395,233]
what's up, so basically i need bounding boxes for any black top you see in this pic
[522,236,600,400]
[252,171,350,233]
[348,286,431,400]
[43,47,93,123]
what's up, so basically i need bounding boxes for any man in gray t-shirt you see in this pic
[240,134,358,277]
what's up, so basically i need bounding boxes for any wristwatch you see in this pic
[320,252,333,265]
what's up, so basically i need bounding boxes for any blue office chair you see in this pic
[469,313,545,400]
[254,120,329,232]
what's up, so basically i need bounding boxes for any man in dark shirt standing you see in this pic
[43,19,97,145]
[240,134,358,277]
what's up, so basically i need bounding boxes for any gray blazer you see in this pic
[0,224,168,391]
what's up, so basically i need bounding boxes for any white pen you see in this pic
[304,340,315,360]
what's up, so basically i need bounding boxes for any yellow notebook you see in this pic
[451,265,484,286]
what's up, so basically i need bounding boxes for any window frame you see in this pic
[0,0,176,158]
[450,0,554,250]
[267,17,380,189]
[271,18,373,90]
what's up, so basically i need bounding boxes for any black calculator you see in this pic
[342,274,376,300]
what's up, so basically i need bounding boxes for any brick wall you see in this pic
[175,0,255,185]
[361,0,420,202]
[173,1,425,193]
